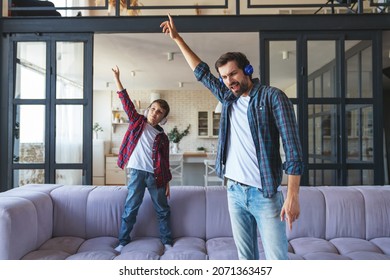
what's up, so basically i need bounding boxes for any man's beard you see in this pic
[231,80,250,97]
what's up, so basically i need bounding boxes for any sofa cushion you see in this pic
[22,236,84,260]
[321,187,366,240]
[160,237,207,260]
[205,185,232,239]
[206,237,238,260]
[85,186,126,239]
[52,185,95,238]
[289,237,339,256]
[357,186,390,240]
[165,186,206,240]
[0,196,49,259]
[283,187,326,240]
[370,237,390,255]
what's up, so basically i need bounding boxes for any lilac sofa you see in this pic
[0,184,389,260]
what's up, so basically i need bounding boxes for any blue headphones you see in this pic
[219,64,254,83]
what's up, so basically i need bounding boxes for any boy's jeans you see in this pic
[226,179,288,260]
[118,169,172,246]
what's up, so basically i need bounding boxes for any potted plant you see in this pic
[168,125,190,153]
[93,122,103,139]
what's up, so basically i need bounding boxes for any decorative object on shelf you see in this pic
[168,125,191,153]
[93,122,103,139]
[197,146,206,152]
[114,112,121,123]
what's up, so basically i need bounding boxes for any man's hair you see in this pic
[214,52,251,75]
[150,99,170,118]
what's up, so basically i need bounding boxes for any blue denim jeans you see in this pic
[118,169,172,246]
[226,179,288,260]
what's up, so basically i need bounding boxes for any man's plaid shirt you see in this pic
[194,62,304,198]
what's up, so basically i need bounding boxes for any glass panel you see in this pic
[56,105,83,163]
[346,54,359,98]
[13,105,45,163]
[56,169,83,185]
[14,169,45,187]
[363,170,374,185]
[348,169,374,185]
[56,42,84,99]
[308,41,336,98]
[346,41,373,98]
[308,80,314,98]
[308,104,338,164]
[314,77,321,98]
[348,169,361,185]
[362,106,374,161]
[361,46,373,98]
[269,41,296,98]
[308,170,337,186]
[346,105,373,163]
[15,42,46,99]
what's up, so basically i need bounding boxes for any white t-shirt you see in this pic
[127,123,159,173]
[224,96,262,188]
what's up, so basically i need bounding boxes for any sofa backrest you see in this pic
[205,185,233,239]
[284,186,390,241]
[50,185,207,240]
[0,184,60,259]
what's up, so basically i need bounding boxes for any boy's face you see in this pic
[147,102,167,127]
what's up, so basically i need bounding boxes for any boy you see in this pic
[112,65,173,253]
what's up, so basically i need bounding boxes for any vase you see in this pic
[172,142,179,154]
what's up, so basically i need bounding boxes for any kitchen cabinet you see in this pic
[197,111,220,138]
[105,155,126,185]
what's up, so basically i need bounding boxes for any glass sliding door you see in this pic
[262,31,383,186]
[9,34,93,188]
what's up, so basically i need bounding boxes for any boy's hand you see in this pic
[112,65,124,91]
[112,65,120,80]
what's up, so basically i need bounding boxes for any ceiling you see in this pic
[93,31,390,92]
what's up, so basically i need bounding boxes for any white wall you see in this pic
[93,88,220,154]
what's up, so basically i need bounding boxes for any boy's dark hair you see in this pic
[151,99,170,118]
[215,52,251,76]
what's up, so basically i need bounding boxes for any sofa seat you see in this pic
[1,184,390,260]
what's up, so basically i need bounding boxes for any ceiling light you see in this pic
[178,82,183,88]
[282,51,289,60]
[130,71,136,77]
[167,52,174,61]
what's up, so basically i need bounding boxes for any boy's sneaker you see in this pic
[114,244,124,253]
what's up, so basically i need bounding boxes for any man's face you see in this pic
[218,60,251,97]
[147,102,166,127]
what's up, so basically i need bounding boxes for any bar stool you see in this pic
[204,159,224,187]
[169,154,184,186]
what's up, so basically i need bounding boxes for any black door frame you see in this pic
[5,33,93,189]
[260,30,384,186]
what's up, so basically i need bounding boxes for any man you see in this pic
[160,15,304,260]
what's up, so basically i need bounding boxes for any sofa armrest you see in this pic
[0,191,53,259]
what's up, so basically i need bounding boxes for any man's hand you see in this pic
[280,175,301,230]
[160,14,201,71]
[160,14,179,40]
[165,183,170,199]
[280,193,300,230]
